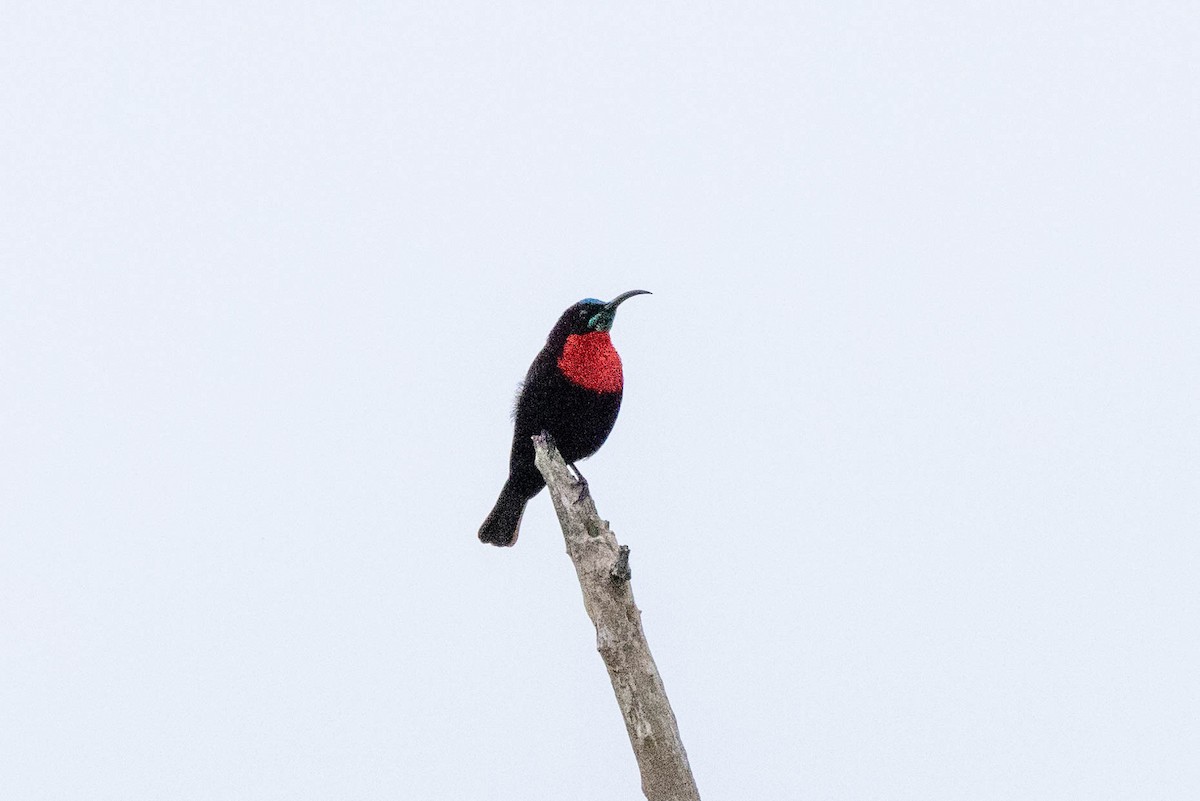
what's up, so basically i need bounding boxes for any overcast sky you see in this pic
[2,2,1197,799]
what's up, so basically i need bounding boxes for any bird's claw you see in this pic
[610,545,631,582]
[568,462,590,503]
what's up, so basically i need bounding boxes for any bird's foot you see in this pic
[567,462,590,503]
[610,545,631,582]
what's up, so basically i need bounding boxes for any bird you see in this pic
[479,290,651,547]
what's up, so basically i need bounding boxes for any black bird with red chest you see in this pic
[479,290,651,546]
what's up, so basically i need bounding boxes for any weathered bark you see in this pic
[532,433,700,801]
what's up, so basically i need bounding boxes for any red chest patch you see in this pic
[557,332,623,393]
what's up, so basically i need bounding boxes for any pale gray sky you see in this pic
[2,2,1197,799]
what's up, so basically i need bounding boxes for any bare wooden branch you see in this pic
[532,432,700,801]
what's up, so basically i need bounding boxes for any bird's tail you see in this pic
[478,484,528,547]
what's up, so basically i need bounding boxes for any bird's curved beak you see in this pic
[588,290,651,332]
[604,289,652,311]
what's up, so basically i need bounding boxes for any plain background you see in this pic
[3,2,1197,799]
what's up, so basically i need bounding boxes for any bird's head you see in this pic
[555,290,652,337]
